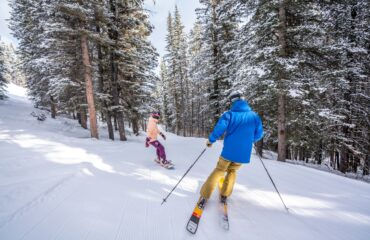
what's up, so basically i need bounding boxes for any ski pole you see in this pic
[254,145,289,212]
[161,148,207,205]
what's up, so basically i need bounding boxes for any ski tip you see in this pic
[186,221,198,234]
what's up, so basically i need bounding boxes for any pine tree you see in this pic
[234,0,328,162]
[10,0,51,108]
[188,23,203,136]
[318,1,370,173]
[0,42,7,100]
[118,0,158,136]
[163,7,189,135]
[157,59,170,130]
[0,40,25,86]
[195,0,239,130]
[164,13,178,133]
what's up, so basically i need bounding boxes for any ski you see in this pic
[186,197,207,234]
[218,177,229,230]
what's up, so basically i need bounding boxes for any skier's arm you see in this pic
[208,112,231,143]
[254,114,264,142]
[157,124,166,140]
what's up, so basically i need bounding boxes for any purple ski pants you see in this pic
[149,140,166,161]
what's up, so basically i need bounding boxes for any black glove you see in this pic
[145,137,150,147]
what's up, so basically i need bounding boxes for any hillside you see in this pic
[1,83,370,240]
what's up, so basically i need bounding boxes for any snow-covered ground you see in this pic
[1,83,370,240]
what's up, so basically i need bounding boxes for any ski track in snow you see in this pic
[1,83,370,240]
[0,172,79,230]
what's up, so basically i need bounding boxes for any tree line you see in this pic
[158,0,370,175]
[0,38,26,95]
[9,0,158,140]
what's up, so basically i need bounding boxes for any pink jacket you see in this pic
[147,117,160,142]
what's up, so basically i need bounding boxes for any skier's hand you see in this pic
[145,137,150,148]
[160,132,166,140]
[206,140,212,147]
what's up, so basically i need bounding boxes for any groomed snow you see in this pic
[1,83,370,240]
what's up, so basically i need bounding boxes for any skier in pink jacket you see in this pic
[146,112,173,169]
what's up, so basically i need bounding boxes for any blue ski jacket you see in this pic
[208,100,264,164]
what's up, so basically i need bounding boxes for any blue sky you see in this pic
[0,0,201,58]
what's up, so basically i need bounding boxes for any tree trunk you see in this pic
[132,118,139,136]
[299,147,304,161]
[340,147,349,173]
[142,119,147,132]
[80,33,98,139]
[96,27,114,141]
[106,110,114,140]
[80,107,87,129]
[108,0,126,141]
[110,54,126,141]
[116,113,126,141]
[50,96,56,119]
[364,155,369,176]
[335,151,340,170]
[277,0,288,162]
[287,146,291,160]
[114,115,118,130]
[256,139,263,158]
[211,0,220,127]
[316,140,323,164]
[277,94,286,161]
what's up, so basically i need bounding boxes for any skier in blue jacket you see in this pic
[200,93,264,203]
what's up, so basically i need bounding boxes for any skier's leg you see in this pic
[157,141,167,162]
[200,157,231,199]
[221,162,242,197]
[149,141,161,161]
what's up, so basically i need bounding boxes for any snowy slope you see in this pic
[1,83,370,240]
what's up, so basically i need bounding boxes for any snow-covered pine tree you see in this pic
[318,0,370,173]
[46,1,84,120]
[93,0,115,139]
[163,7,189,136]
[10,0,53,109]
[0,40,25,87]
[0,42,7,100]
[195,0,238,131]
[117,0,158,136]
[234,0,328,162]
[10,0,159,140]
[10,0,85,120]
[157,59,171,131]
[233,0,288,161]
[106,0,130,141]
[187,23,205,136]
[47,0,101,137]
[232,0,369,171]
[173,6,190,136]
[281,1,329,163]
[163,13,178,133]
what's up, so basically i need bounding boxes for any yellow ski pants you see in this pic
[200,157,242,199]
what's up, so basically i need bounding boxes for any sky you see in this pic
[144,0,201,58]
[0,0,18,46]
[0,0,201,59]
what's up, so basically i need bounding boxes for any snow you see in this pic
[1,83,370,240]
